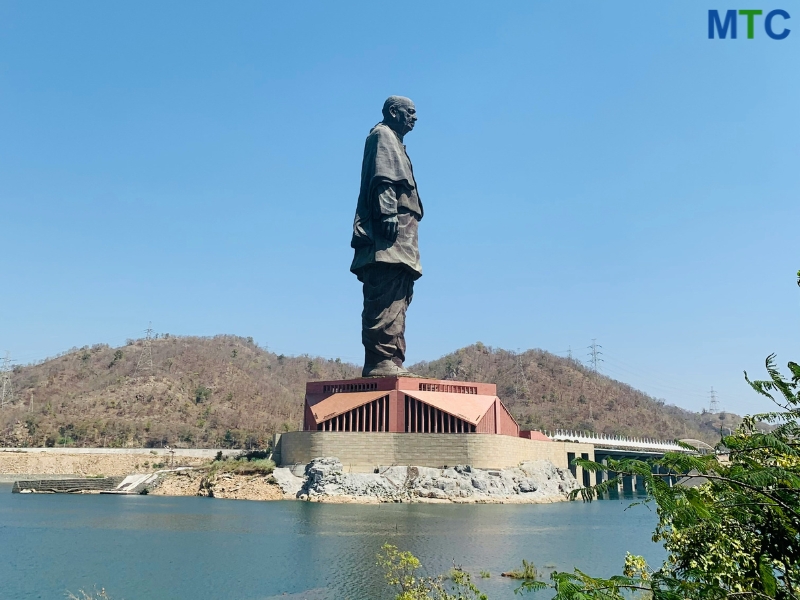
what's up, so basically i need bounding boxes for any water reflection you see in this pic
[0,485,662,600]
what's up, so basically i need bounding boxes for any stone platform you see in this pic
[280,376,596,477]
[276,430,594,474]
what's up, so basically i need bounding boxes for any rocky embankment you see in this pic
[276,457,580,504]
[14,454,579,504]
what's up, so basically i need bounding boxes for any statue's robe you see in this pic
[350,123,423,373]
[351,123,423,279]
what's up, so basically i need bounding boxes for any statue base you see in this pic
[303,376,519,436]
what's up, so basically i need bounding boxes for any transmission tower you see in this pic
[587,339,603,372]
[133,324,155,379]
[1,352,14,408]
[709,387,720,413]
[515,349,530,398]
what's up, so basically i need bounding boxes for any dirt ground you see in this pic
[150,469,206,495]
[151,469,285,501]
[202,473,284,500]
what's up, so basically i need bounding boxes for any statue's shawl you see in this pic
[351,123,418,248]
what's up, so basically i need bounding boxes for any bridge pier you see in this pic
[596,458,606,486]
[622,474,634,494]
[653,464,676,487]
[580,452,591,487]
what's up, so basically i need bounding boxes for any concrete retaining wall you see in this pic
[277,431,593,472]
[0,448,237,458]
[0,448,238,480]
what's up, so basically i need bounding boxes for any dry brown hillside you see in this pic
[410,343,740,445]
[0,336,736,448]
[0,335,358,449]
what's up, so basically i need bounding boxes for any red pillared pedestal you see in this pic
[304,376,519,436]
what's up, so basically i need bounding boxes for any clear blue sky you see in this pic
[1,1,797,416]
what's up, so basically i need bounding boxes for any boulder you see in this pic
[272,467,304,496]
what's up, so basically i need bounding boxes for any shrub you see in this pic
[208,457,275,476]
[236,449,270,461]
[501,560,538,580]
[232,458,275,475]
[378,544,488,600]
[195,385,212,404]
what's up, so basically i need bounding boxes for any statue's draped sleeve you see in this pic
[374,183,398,217]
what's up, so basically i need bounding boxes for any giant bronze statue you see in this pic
[351,96,422,377]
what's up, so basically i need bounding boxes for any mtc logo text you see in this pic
[708,9,791,39]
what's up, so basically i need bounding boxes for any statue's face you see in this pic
[391,101,417,135]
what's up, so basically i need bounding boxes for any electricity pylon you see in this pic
[587,339,603,372]
[1,353,14,408]
[709,387,719,413]
[133,324,154,380]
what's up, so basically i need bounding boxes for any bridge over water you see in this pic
[546,430,713,491]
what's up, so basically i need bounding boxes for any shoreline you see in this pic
[151,469,574,504]
[1,449,580,504]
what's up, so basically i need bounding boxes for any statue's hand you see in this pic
[381,215,399,242]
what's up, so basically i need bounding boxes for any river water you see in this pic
[0,484,664,600]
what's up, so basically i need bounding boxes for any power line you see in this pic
[600,354,710,399]
[587,339,603,372]
[602,368,705,401]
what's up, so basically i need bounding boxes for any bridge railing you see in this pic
[546,430,694,453]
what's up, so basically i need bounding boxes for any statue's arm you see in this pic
[374,182,399,242]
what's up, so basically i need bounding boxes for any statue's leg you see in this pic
[391,276,413,368]
[361,264,414,377]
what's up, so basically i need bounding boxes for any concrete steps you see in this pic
[11,468,195,494]
[12,477,124,493]
[100,473,159,494]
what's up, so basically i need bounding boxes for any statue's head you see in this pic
[382,96,417,137]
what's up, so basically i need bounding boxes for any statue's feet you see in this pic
[362,360,416,378]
